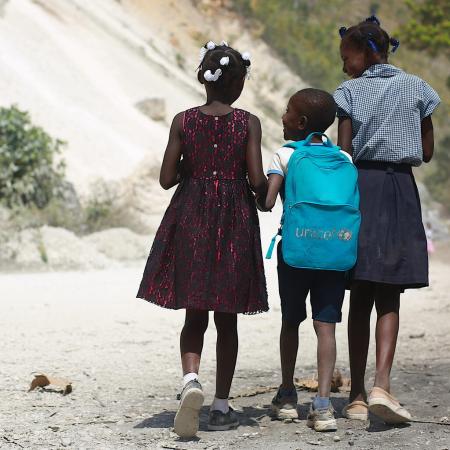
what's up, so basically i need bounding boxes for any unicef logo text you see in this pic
[295,228,353,241]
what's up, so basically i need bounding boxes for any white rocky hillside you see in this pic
[0,0,309,268]
[0,0,309,189]
[0,0,446,270]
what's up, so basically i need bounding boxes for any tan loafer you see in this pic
[342,400,369,421]
[368,387,411,424]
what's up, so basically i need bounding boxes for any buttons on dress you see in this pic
[213,144,218,148]
[213,171,217,176]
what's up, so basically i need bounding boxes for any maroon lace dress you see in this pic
[137,107,268,314]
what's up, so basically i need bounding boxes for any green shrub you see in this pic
[399,0,450,57]
[231,0,346,91]
[0,105,66,209]
[83,180,122,233]
[425,135,450,213]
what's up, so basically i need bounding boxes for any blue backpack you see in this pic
[266,132,361,271]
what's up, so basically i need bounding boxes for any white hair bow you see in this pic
[199,40,230,65]
[204,68,223,82]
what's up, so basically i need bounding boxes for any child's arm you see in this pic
[337,117,353,156]
[265,174,283,210]
[246,114,268,197]
[159,112,183,190]
[421,116,434,163]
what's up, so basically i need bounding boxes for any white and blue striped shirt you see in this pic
[334,64,440,166]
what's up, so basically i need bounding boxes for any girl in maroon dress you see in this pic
[137,41,268,437]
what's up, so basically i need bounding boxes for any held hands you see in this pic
[255,192,271,212]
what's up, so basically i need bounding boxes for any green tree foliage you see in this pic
[399,0,450,56]
[233,0,345,91]
[0,105,66,209]
[425,135,450,213]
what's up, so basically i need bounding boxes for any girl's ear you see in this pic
[298,115,308,130]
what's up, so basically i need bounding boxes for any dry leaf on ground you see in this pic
[295,369,351,393]
[29,373,72,395]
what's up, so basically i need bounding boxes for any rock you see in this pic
[116,155,172,234]
[61,438,72,447]
[39,226,112,269]
[348,441,355,446]
[0,225,117,270]
[83,228,151,261]
[135,97,166,122]
[333,436,341,442]
[0,228,42,266]
[409,332,425,339]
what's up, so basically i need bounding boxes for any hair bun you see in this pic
[339,26,347,38]
[365,15,381,25]
[390,37,400,53]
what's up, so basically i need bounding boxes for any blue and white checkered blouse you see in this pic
[334,64,440,166]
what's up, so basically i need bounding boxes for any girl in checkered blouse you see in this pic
[334,16,440,424]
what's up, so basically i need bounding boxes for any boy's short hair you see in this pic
[291,88,336,132]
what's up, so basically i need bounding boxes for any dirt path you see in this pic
[1,249,450,449]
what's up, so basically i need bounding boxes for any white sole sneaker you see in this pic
[174,387,204,437]
[307,417,337,432]
[271,404,299,420]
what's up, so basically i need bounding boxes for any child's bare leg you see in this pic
[214,312,238,399]
[180,309,209,375]
[280,320,299,390]
[348,281,375,402]
[374,285,400,392]
[313,321,336,398]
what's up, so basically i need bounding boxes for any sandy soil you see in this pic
[1,210,450,450]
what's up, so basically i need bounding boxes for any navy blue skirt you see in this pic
[352,161,428,289]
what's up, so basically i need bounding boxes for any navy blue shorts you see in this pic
[277,242,346,326]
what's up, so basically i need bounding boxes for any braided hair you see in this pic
[197,42,251,91]
[339,16,400,57]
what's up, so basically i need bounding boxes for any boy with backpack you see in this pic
[263,88,360,432]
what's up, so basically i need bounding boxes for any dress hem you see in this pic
[348,274,428,290]
[136,295,269,315]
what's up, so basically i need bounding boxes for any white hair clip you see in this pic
[220,56,230,66]
[199,41,218,65]
[221,40,228,47]
[204,68,222,82]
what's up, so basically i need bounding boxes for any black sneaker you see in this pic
[271,386,299,420]
[174,380,204,438]
[208,407,239,431]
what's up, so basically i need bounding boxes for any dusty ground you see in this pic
[1,234,450,450]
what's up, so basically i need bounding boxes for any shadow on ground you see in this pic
[135,405,269,431]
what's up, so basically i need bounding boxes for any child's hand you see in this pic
[255,193,271,212]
